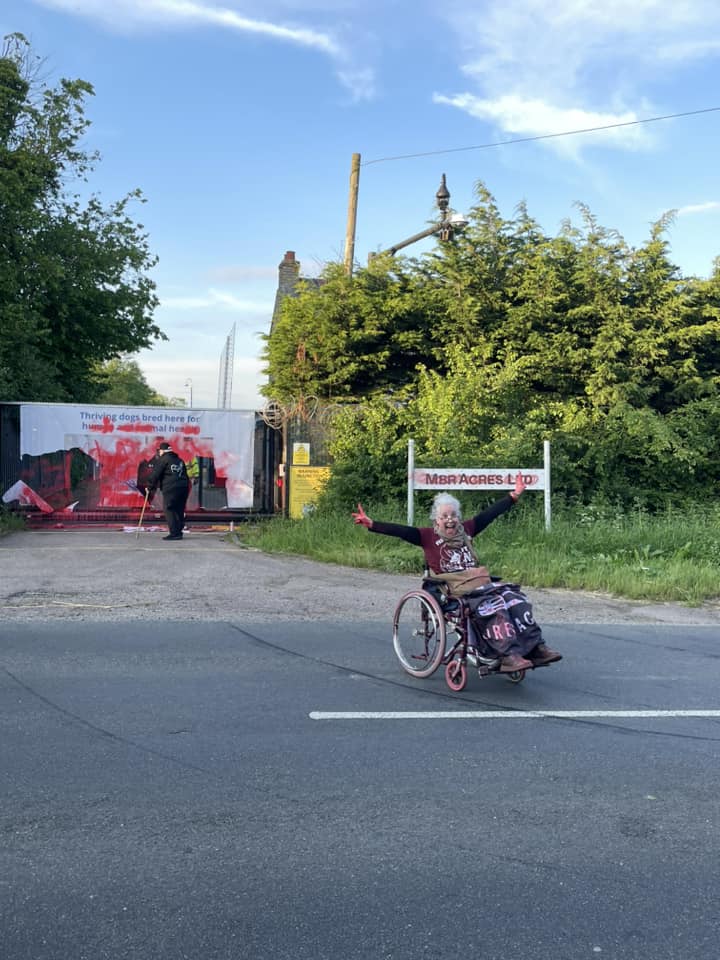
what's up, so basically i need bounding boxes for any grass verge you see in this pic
[0,508,26,537]
[229,500,720,605]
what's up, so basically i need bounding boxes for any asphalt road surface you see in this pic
[2,530,719,959]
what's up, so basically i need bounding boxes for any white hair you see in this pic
[430,493,462,521]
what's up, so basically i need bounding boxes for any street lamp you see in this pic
[185,378,193,408]
[373,174,468,259]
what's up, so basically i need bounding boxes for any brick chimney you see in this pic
[271,251,301,332]
[277,250,300,297]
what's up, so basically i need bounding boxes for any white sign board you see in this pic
[412,469,545,491]
[407,440,552,530]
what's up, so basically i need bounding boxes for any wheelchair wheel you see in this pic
[392,590,446,678]
[445,658,467,692]
[506,670,526,684]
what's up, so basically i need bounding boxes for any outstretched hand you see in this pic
[513,472,526,500]
[352,503,373,528]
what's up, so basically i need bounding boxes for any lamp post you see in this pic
[185,378,193,408]
[371,174,468,260]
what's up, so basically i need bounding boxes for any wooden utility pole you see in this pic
[343,152,361,276]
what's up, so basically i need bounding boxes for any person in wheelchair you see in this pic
[352,474,562,674]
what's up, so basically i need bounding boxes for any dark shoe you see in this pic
[529,643,562,666]
[499,654,533,673]
[162,534,183,541]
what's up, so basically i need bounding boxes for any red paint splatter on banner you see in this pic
[4,480,55,512]
[22,416,235,508]
[85,436,148,506]
[177,437,215,461]
[118,422,156,433]
[82,432,223,506]
[88,417,116,434]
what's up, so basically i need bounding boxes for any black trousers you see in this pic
[162,489,188,537]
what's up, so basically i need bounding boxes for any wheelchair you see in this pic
[392,576,531,692]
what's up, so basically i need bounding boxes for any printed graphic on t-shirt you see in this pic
[436,540,476,572]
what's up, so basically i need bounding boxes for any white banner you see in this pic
[19,403,255,508]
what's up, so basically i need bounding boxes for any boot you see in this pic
[499,653,533,673]
[529,643,562,666]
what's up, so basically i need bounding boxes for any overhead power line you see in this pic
[362,106,720,166]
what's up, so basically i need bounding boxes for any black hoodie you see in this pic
[147,451,189,496]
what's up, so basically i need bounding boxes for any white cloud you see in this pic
[434,0,720,157]
[336,66,375,102]
[137,326,266,409]
[159,288,272,312]
[35,0,339,52]
[206,264,278,282]
[33,0,374,99]
[432,93,651,156]
[139,352,265,409]
[657,38,720,61]
[676,201,720,217]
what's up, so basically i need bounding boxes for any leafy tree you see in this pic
[318,398,410,510]
[267,180,720,508]
[262,260,439,403]
[0,34,164,403]
[93,357,169,406]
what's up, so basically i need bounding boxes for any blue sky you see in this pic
[4,0,720,410]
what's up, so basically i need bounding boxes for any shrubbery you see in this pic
[265,186,720,510]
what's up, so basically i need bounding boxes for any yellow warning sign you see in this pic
[289,466,330,519]
[292,442,310,465]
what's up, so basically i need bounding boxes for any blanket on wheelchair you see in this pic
[464,583,542,659]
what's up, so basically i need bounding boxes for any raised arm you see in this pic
[351,503,422,546]
[466,473,525,536]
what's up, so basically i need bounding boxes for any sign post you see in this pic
[543,439,551,531]
[407,439,415,526]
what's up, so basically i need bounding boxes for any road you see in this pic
[2,609,720,960]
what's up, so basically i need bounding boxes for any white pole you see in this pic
[407,439,415,525]
[544,440,551,531]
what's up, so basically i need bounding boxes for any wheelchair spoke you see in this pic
[392,590,446,679]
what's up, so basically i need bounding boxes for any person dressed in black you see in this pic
[146,441,189,541]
